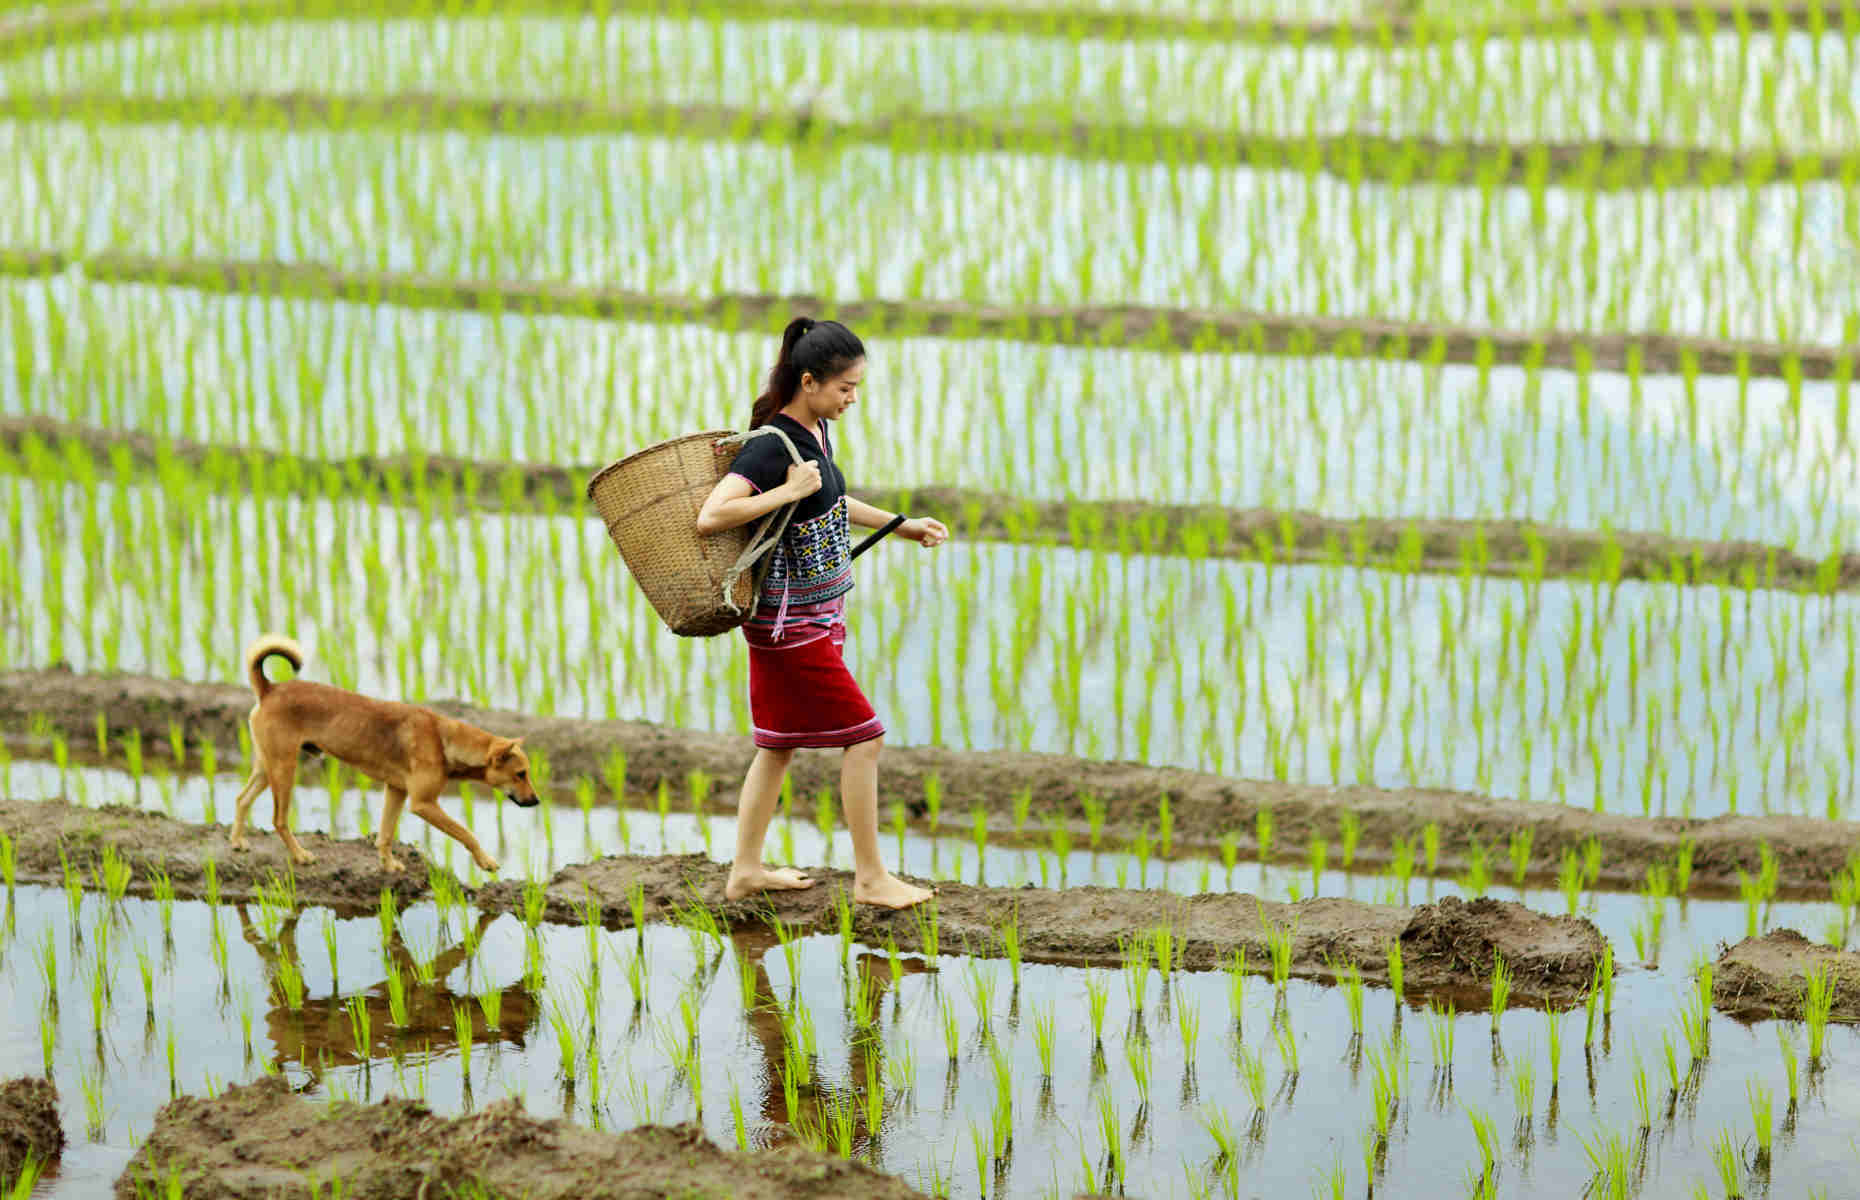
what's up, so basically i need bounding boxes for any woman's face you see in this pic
[800,357,865,420]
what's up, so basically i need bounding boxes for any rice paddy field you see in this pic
[3,0,1860,1197]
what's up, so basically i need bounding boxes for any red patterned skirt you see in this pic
[745,613,884,751]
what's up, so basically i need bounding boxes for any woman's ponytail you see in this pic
[749,316,864,428]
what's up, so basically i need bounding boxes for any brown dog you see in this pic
[227,634,539,873]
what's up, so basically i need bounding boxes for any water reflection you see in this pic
[233,903,538,1076]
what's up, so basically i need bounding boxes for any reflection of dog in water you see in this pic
[227,634,539,873]
[235,903,537,1076]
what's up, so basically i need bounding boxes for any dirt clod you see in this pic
[0,1077,64,1184]
[114,1075,929,1200]
[1712,929,1860,1022]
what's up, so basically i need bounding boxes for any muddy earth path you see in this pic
[0,1078,64,1187]
[1712,929,1860,1023]
[2,667,1853,901]
[114,1075,930,1200]
[2,797,1607,1008]
[8,416,1854,594]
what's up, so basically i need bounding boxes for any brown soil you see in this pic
[0,248,1847,382]
[4,92,1842,189]
[1712,929,1860,1023]
[7,416,1853,594]
[0,1078,63,1185]
[3,794,1605,1005]
[478,852,1609,1006]
[3,666,1853,901]
[114,1075,930,1200]
[0,0,1838,63]
[0,795,453,915]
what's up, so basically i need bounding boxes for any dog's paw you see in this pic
[380,854,406,874]
[290,849,317,866]
[228,838,248,853]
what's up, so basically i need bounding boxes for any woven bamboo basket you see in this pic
[586,428,800,637]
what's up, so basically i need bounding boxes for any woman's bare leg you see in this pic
[841,736,933,909]
[726,746,814,899]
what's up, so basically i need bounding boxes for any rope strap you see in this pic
[712,426,805,615]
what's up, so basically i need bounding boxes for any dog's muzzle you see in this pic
[510,792,541,808]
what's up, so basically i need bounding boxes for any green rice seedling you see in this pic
[627,883,647,936]
[911,901,940,968]
[1235,1042,1268,1111]
[1675,839,1694,896]
[1426,1000,1456,1075]
[1711,1127,1741,1197]
[1464,1103,1499,1190]
[864,1052,885,1139]
[1200,1104,1238,1168]
[1509,1048,1536,1131]
[1033,1002,1056,1077]
[1010,786,1032,833]
[343,994,372,1061]
[1367,1038,1398,1145]
[378,887,399,944]
[1219,833,1239,884]
[38,1009,54,1076]
[455,1002,475,1078]
[1662,1031,1680,1098]
[1423,824,1440,875]
[548,995,579,1085]
[1558,848,1583,915]
[164,1020,176,1091]
[814,789,835,854]
[1086,971,1110,1044]
[274,949,305,1011]
[1387,940,1404,1002]
[1778,1027,1800,1110]
[1225,949,1247,1028]
[79,1057,105,1138]
[5,1152,43,1199]
[887,1036,916,1097]
[1339,812,1360,871]
[1267,921,1294,991]
[1459,838,1491,898]
[1121,934,1151,1013]
[1630,1048,1651,1129]
[923,773,943,833]
[1273,1014,1300,1077]
[1507,830,1533,887]
[1599,950,1616,1015]
[1390,837,1415,896]
[1179,994,1202,1067]
[1096,1090,1125,1189]
[1047,818,1073,885]
[1001,914,1023,988]
[1803,963,1834,1062]
[1545,1011,1565,1093]
[1082,793,1107,851]
[966,958,997,1038]
[1747,1078,1773,1165]
[970,805,988,862]
[1256,808,1272,864]
[1579,1125,1632,1200]
[1158,792,1174,857]
[940,993,961,1064]
[136,945,155,1017]
[35,925,56,1008]
[0,832,14,896]
[729,1078,748,1150]
[1339,963,1365,1039]
[1488,955,1511,1029]
[384,960,408,1028]
[1738,869,1765,938]
[1307,836,1327,896]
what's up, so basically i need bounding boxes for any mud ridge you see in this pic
[0,796,1608,1005]
[3,666,1855,900]
[7,416,1853,594]
[0,1078,64,1186]
[6,91,1844,189]
[477,851,1609,1006]
[1711,929,1860,1022]
[1,247,1849,381]
[0,0,1847,62]
[115,1074,930,1200]
[0,795,453,914]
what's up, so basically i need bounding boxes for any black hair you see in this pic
[750,317,865,428]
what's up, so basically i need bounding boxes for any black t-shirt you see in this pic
[727,414,846,521]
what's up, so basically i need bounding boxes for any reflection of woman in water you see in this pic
[234,905,533,1078]
[697,317,947,912]
[727,925,925,1150]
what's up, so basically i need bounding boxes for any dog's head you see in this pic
[486,737,540,807]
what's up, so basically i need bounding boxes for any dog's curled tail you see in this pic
[245,634,305,700]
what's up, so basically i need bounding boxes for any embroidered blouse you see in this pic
[726,413,856,645]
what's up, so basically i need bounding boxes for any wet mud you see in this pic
[113,1075,931,1200]
[3,796,1604,1005]
[0,1077,64,1185]
[5,93,1844,189]
[7,416,1854,594]
[1711,929,1860,1023]
[0,249,1846,381]
[3,667,1854,900]
[479,853,1610,1007]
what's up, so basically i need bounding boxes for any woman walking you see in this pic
[696,317,946,910]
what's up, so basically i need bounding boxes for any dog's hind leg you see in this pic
[266,756,316,866]
[407,782,499,875]
[377,784,409,874]
[228,764,268,851]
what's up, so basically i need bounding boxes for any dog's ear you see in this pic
[489,737,515,764]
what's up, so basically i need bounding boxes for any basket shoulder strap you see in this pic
[714,425,807,614]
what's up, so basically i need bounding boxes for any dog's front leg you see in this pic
[377,784,409,873]
[228,767,268,851]
[407,785,499,874]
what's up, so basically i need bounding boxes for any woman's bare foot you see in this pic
[853,872,935,910]
[725,865,815,900]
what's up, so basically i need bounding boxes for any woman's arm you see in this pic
[696,468,816,536]
[846,495,949,547]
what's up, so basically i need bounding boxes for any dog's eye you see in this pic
[517,770,528,779]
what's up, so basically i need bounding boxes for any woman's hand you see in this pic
[782,461,823,501]
[901,517,949,548]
